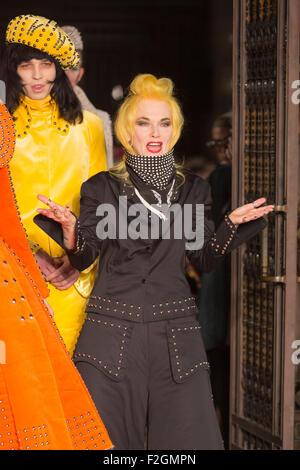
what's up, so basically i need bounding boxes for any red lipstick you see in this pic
[146,141,163,154]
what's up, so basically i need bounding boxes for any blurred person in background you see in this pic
[62,25,114,169]
[184,154,217,294]
[184,154,217,180]
[196,112,232,447]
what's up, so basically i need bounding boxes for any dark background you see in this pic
[0,0,232,159]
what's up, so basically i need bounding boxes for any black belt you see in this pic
[86,294,198,323]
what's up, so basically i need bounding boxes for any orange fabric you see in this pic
[0,167,48,298]
[0,103,45,295]
[0,103,113,450]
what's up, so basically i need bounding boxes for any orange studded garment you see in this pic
[0,102,112,450]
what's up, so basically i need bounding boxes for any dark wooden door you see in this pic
[231,0,300,450]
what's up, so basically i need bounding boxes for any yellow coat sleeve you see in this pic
[73,111,107,297]
[84,110,108,178]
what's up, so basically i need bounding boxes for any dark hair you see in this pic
[3,43,83,124]
[212,113,232,130]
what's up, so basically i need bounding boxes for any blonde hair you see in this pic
[110,74,185,183]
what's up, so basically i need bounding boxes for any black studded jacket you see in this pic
[63,170,266,323]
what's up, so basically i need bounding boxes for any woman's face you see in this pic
[17,58,56,100]
[131,99,173,155]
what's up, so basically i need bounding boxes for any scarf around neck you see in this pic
[124,148,179,212]
[125,148,176,191]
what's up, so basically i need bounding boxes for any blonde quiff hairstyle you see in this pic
[110,74,185,183]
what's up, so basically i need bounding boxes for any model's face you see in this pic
[131,99,173,155]
[17,58,56,100]
[65,67,84,88]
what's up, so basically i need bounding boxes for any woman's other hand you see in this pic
[228,198,274,226]
[46,255,80,290]
[35,250,79,290]
[36,194,76,250]
[35,248,60,279]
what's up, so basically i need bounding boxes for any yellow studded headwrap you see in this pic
[5,15,79,70]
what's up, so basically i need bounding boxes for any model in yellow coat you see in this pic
[5,15,107,354]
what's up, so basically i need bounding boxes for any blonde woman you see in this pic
[37,74,274,449]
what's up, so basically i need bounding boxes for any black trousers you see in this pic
[73,312,224,450]
[207,345,230,448]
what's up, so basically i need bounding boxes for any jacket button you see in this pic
[142,279,146,284]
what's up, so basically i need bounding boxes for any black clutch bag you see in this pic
[33,214,65,249]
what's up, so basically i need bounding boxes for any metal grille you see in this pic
[243,0,278,431]
[232,0,300,450]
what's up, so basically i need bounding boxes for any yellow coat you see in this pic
[10,95,107,354]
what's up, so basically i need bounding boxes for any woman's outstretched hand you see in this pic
[36,194,76,250]
[228,198,274,226]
